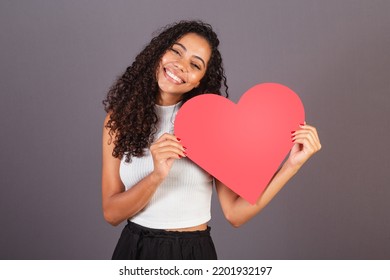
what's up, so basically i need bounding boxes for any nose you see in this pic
[173,60,188,73]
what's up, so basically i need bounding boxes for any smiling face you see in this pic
[156,33,212,105]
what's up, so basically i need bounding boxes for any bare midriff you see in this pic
[166,223,208,232]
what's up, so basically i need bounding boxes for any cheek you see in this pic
[156,63,163,79]
[189,72,205,84]
[160,53,174,64]
[160,56,167,65]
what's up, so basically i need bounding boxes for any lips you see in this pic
[164,68,185,84]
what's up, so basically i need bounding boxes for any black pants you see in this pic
[112,220,218,260]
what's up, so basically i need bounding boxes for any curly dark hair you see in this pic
[103,20,229,163]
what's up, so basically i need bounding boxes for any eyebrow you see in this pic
[173,42,206,68]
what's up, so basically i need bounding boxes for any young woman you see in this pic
[102,20,321,260]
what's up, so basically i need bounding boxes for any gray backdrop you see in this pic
[1,0,389,259]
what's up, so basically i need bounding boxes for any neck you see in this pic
[156,92,182,106]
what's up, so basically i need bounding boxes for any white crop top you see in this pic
[119,102,213,229]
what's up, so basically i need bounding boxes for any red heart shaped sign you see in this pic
[174,83,305,204]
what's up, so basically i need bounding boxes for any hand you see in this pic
[287,123,322,171]
[149,133,186,180]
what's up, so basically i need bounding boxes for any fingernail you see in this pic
[300,123,305,126]
[176,137,181,141]
[291,131,295,134]
[179,155,183,158]
[183,146,187,150]
[183,152,187,156]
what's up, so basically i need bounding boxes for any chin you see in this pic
[158,81,193,96]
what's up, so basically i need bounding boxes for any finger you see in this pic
[305,128,321,151]
[155,133,181,144]
[151,139,186,152]
[298,123,320,143]
[293,133,321,154]
[153,146,187,158]
[154,151,183,161]
[292,127,320,148]
[292,132,318,151]
[292,131,320,150]
[292,137,316,155]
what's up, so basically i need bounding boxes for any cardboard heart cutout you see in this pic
[174,83,305,204]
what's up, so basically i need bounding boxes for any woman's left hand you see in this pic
[287,123,322,171]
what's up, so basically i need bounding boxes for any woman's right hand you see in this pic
[150,133,186,180]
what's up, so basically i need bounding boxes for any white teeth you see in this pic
[166,69,184,83]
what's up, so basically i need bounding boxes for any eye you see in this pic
[191,63,201,70]
[170,48,181,56]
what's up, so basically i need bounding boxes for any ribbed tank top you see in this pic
[119,102,213,229]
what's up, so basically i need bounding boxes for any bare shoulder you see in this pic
[102,112,120,164]
[103,112,112,133]
[102,112,114,147]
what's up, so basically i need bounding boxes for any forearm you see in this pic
[219,123,321,227]
[103,172,163,226]
[228,162,299,227]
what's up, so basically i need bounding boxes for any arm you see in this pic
[216,123,322,227]
[101,114,186,226]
